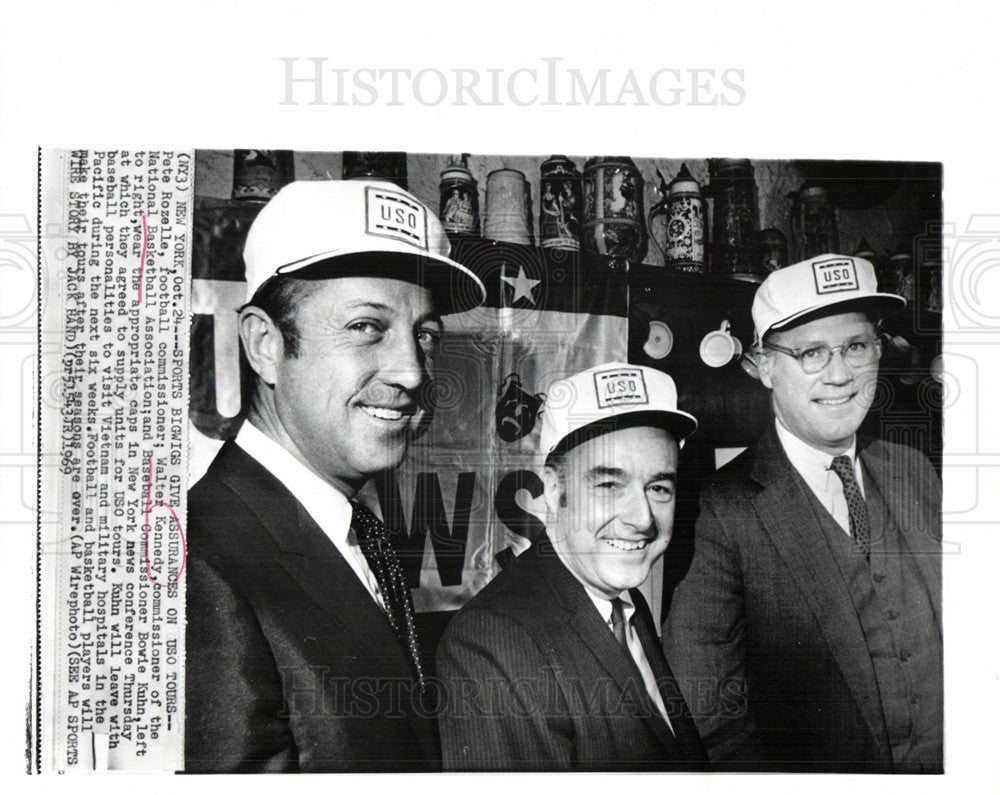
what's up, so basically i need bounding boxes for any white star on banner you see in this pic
[500,266,542,305]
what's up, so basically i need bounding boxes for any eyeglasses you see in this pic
[764,337,882,374]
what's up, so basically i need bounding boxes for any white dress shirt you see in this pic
[235,422,386,610]
[775,419,866,536]
[582,588,675,733]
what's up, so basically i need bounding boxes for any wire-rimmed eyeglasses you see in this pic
[763,336,882,374]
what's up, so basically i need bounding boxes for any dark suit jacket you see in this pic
[184,442,439,772]
[436,538,706,771]
[663,428,942,772]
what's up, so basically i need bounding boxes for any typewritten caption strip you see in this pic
[38,149,192,771]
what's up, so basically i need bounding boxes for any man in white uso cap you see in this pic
[185,179,485,772]
[437,363,707,771]
[664,254,942,772]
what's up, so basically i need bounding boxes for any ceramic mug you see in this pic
[643,320,674,359]
[700,320,743,367]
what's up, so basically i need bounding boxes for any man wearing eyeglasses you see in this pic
[664,254,942,773]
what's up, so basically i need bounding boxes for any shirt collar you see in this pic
[579,581,635,624]
[235,421,353,543]
[550,535,636,621]
[774,418,857,492]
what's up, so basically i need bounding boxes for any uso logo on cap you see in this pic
[594,368,649,409]
[812,256,860,294]
[365,186,429,250]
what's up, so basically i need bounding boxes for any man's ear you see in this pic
[541,466,564,516]
[755,349,776,389]
[238,306,283,387]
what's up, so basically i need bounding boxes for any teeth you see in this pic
[816,397,851,405]
[361,405,406,421]
[604,538,648,552]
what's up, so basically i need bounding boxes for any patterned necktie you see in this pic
[610,597,629,648]
[350,501,426,690]
[829,454,871,557]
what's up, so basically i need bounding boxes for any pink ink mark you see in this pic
[143,455,187,587]
[138,214,148,303]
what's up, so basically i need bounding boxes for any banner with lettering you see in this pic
[387,242,628,612]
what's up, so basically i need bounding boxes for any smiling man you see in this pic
[664,254,943,773]
[184,180,485,772]
[436,363,707,771]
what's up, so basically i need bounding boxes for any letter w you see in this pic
[376,471,476,587]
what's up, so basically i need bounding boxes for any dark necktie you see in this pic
[610,597,629,648]
[829,454,871,557]
[350,501,426,690]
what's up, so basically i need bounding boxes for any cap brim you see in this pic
[546,409,698,463]
[767,293,906,335]
[274,249,487,315]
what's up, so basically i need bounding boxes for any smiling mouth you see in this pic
[815,395,854,406]
[359,404,415,422]
[603,538,650,552]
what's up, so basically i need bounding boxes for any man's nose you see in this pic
[822,347,854,384]
[380,333,427,392]
[619,485,654,534]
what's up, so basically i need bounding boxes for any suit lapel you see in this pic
[210,443,436,755]
[272,506,416,676]
[748,429,891,759]
[529,541,682,757]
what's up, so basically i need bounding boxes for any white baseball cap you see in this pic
[242,179,486,314]
[752,253,904,342]
[538,362,697,462]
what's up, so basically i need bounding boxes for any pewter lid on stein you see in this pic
[441,153,475,183]
[486,167,527,180]
[541,155,579,175]
[583,156,639,171]
[799,184,830,200]
[440,164,475,182]
[709,158,753,175]
[667,162,701,194]
[889,243,912,263]
[852,237,877,259]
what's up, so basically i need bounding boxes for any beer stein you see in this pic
[342,151,408,190]
[439,154,480,238]
[789,183,839,261]
[484,169,532,245]
[539,155,582,251]
[232,150,294,201]
[581,156,647,262]
[648,163,706,272]
[708,158,759,275]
